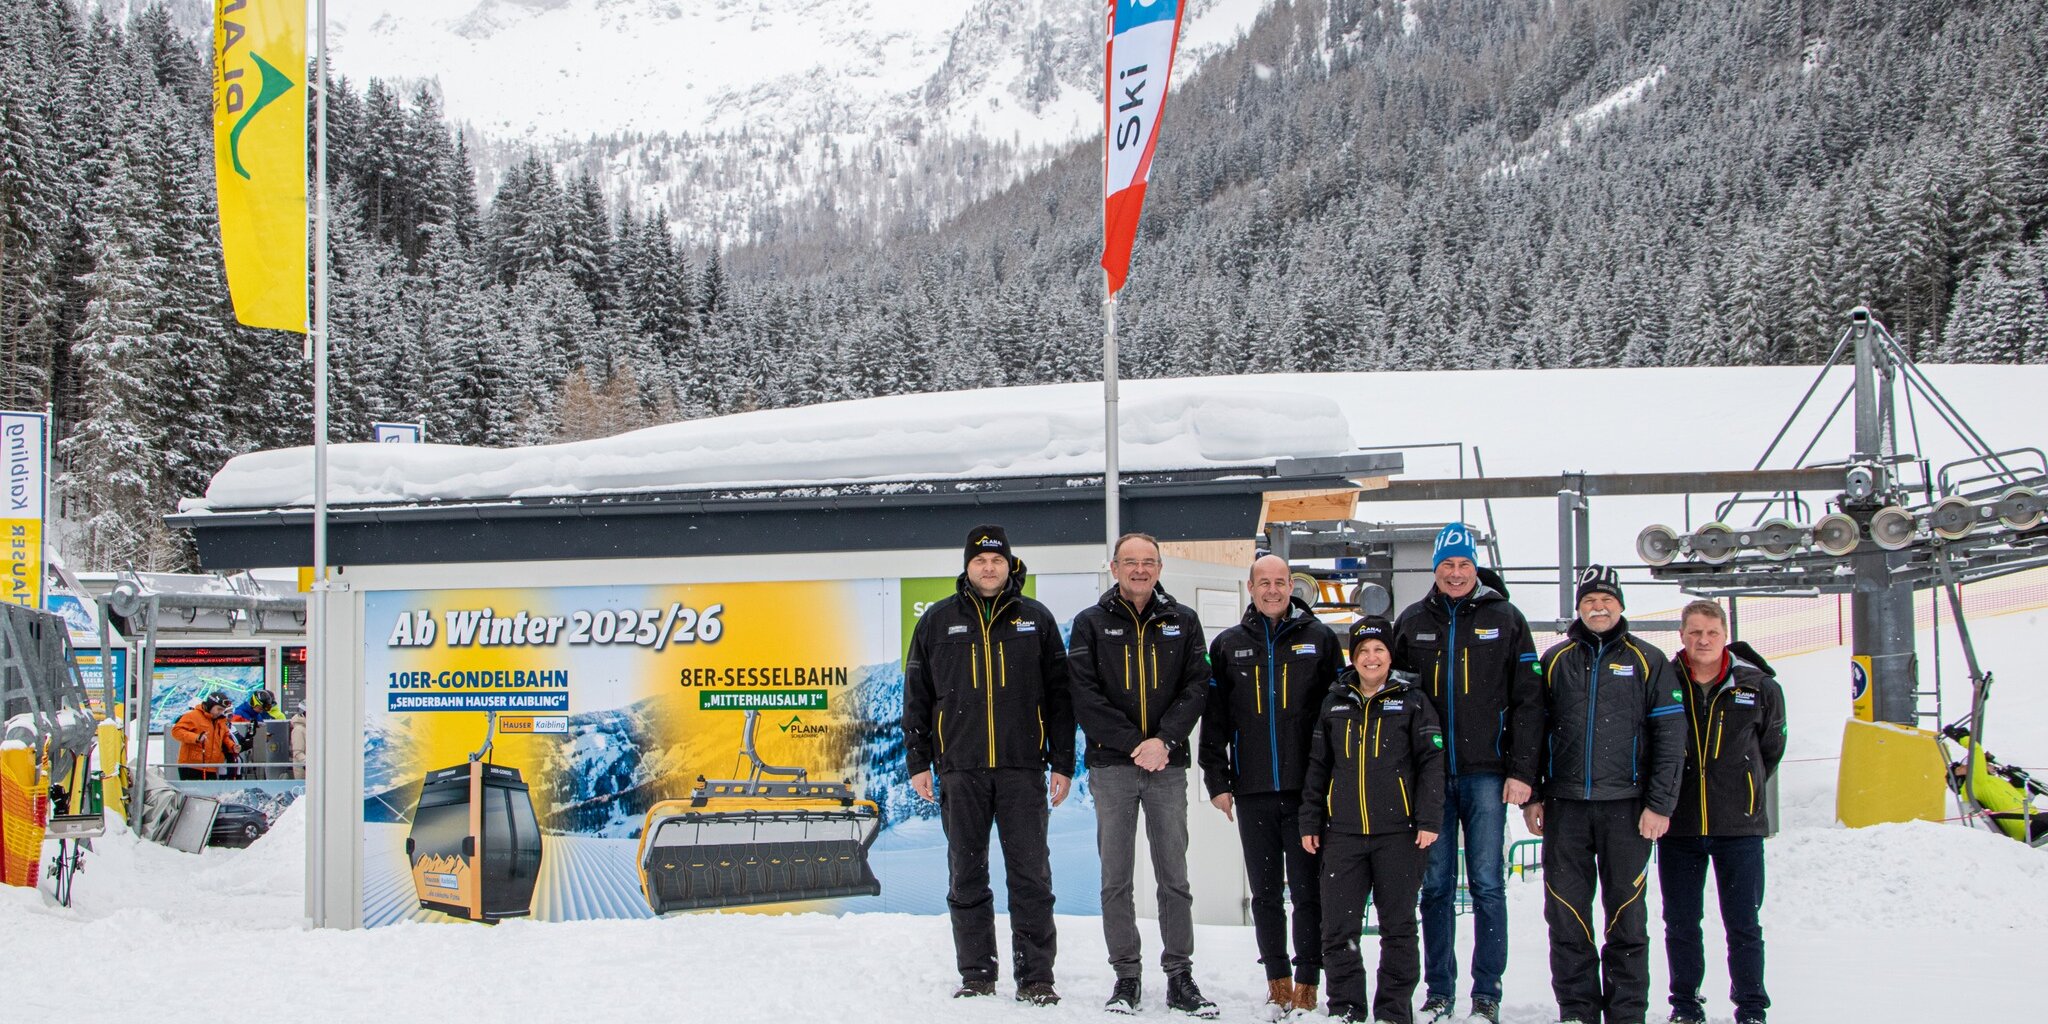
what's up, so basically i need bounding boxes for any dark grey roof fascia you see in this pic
[168,453,1405,569]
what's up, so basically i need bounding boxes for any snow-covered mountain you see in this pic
[324,0,1263,146]
[154,0,1275,244]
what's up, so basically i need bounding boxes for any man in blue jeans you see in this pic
[1659,599,1785,1024]
[1392,525,1544,1024]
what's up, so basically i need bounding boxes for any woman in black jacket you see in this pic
[1302,617,1446,1024]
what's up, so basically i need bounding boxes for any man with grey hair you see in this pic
[1068,532,1217,1017]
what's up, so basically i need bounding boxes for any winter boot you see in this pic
[1290,982,1319,1017]
[1166,972,1219,1019]
[1665,1007,1706,1024]
[1105,977,1142,1015]
[1468,997,1501,1023]
[1420,996,1456,1023]
[1260,979,1295,1022]
[952,980,995,998]
[1015,982,1060,1006]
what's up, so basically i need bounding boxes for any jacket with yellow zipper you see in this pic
[903,566,1075,776]
[1667,642,1787,838]
[1300,670,1447,838]
[1067,584,1210,769]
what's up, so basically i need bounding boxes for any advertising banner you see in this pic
[1,410,46,610]
[361,575,1102,926]
[212,0,306,332]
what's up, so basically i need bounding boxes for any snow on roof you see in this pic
[190,381,1354,511]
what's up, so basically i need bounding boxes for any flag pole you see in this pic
[1104,273,1120,560]
[307,0,332,927]
[1100,4,1119,564]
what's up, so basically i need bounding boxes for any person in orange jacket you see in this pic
[170,690,240,781]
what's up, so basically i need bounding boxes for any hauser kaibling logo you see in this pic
[217,2,295,180]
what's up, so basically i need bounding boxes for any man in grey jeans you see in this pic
[1067,533,1219,1018]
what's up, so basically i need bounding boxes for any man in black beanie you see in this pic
[904,523,1075,1005]
[1525,565,1687,1024]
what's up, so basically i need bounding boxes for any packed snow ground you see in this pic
[7,609,2044,1022]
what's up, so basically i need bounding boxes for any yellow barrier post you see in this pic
[1835,718,1947,828]
[97,721,127,822]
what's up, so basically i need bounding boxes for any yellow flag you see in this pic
[214,0,306,333]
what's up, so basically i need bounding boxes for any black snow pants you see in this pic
[1236,790,1323,984]
[1542,798,1654,1024]
[1321,831,1426,1024]
[940,767,1058,985]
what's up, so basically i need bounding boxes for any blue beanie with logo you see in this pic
[1432,523,1478,569]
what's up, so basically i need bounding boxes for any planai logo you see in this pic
[778,715,830,738]
[217,4,297,182]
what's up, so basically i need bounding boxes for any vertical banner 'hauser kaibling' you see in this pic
[213,0,306,332]
[0,411,46,610]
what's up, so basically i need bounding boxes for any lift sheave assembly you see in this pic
[638,709,880,913]
[405,712,544,921]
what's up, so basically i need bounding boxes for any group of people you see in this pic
[170,688,307,780]
[902,523,1787,1024]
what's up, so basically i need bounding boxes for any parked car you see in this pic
[208,803,271,846]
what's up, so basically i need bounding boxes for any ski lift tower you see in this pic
[1635,308,2048,727]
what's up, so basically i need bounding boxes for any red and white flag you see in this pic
[1101,0,1186,295]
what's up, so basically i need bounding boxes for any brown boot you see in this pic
[1262,979,1294,1020]
[1291,982,1318,1015]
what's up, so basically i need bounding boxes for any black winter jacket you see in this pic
[1667,643,1788,838]
[1300,671,1447,838]
[1392,584,1544,782]
[903,566,1075,776]
[1068,585,1210,768]
[1534,618,1686,815]
[1199,598,1341,797]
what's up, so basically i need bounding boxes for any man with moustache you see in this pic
[1525,566,1687,1024]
